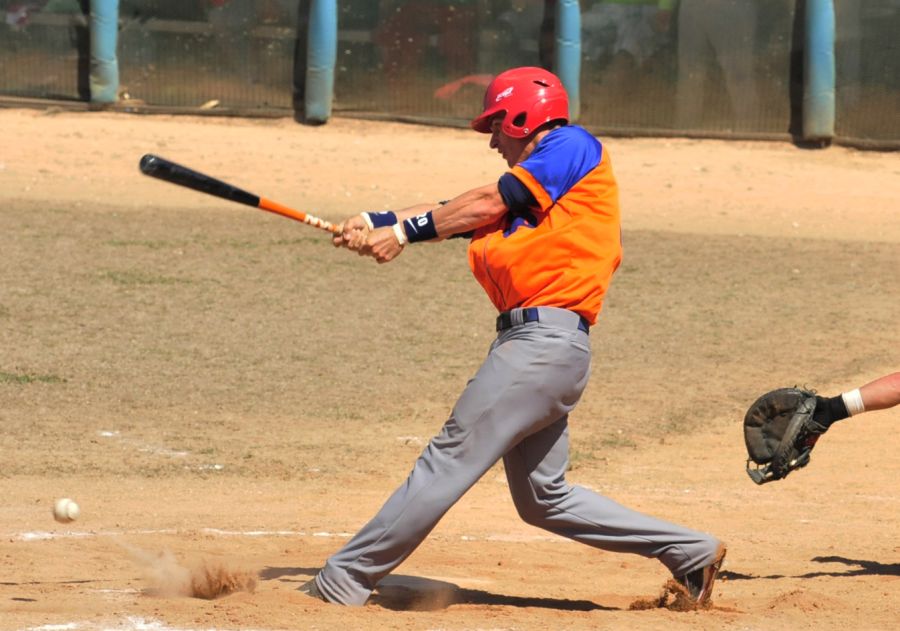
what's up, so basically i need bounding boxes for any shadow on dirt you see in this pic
[260,569,618,611]
[720,556,900,582]
[803,556,900,578]
[371,575,618,612]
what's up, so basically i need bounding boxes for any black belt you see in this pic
[496,307,590,334]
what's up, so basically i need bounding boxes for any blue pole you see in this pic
[803,0,835,141]
[305,0,337,124]
[89,0,119,104]
[555,0,581,122]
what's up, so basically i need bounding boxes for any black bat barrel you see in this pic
[139,154,260,207]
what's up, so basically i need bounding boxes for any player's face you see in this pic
[489,118,532,167]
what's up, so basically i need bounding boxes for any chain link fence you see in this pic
[0,1,897,146]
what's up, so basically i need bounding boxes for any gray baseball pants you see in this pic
[315,307,722,606]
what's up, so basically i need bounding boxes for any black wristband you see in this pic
[813,395,850,428]
[403,210,438,243]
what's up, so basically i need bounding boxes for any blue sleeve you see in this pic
[518,126,603,204]
[498,173,538,213]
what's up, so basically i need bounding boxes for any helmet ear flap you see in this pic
[504,111,530,137]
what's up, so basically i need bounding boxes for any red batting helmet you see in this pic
[470,67,569,138]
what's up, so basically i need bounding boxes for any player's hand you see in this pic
[361,226,405,264]
[332,222,346,247]
[333,214,369,249]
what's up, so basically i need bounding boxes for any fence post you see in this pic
[305,0,337,124]
[555,0,581,122]
[89,0,119,104]
[803,0,835,142]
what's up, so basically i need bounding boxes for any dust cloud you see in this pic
[118,540,257,599]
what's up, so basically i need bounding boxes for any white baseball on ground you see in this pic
[53,498,80,523]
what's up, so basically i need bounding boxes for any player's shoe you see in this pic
[298,576,329,602]
[673,544,726,607]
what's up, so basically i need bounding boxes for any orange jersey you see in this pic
[468,126,622,325]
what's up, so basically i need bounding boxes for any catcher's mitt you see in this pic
[743,388,828,485]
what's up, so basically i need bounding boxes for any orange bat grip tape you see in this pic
[258,197,340,234]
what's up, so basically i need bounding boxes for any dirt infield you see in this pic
[1,108,898,631]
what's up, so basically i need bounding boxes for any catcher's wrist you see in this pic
[841,389,865,416]
[392,222,408,246]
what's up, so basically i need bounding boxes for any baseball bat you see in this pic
[138,154,340,234]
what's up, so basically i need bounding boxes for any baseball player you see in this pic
[302,66,726,608]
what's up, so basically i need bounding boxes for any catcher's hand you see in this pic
[743,388,829,485]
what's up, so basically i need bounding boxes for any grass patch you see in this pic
[219,239,258,249]
[567,448,597,471]
[0,371,66,384]
[100,270,190,286]
[105,239,185,250]
[599,432,638,449]
[269,236,324,246]
[658,410,695,437]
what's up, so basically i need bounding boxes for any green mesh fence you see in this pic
[0,2,86,100]
[0,1,897,145]
[579,0,796,136]
[834,0,900,142]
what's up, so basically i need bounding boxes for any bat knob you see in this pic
[139,154,160,174]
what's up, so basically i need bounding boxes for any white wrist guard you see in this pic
[841,389,866,416]
[392,222,408,246]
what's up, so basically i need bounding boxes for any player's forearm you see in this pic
[393,203,437,223]
[859,372,900,411]
[389,183,507,243]
[431,183,507,239]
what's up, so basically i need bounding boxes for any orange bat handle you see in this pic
[258,198,341,235]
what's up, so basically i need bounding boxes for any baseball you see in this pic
[52,498,80,523]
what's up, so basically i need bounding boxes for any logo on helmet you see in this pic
[495,87,514,103]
